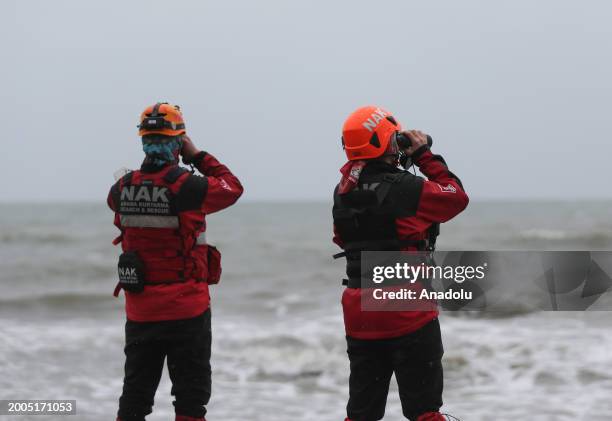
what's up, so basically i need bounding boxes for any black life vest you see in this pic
[332,165,439,287]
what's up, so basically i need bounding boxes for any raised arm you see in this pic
[181,136,244,214]
[402,131,469,223]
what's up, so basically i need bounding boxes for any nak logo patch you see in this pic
[119,184,175,215]
[219,179,232,191]
[118,267,138,284]
[362,108,388,132]
[121,185,169,202]
[438,184,457,193]
[119,267,137,277]
[350,166,363,179]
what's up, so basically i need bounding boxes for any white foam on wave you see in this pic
[520,228,569,240]
[3,308,612,420]
[517,228,612,245]
[440,313,612,420]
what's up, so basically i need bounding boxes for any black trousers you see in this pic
[117,310,212,421]
[346,318,444,421]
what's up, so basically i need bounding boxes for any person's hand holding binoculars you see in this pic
[180,135,201,163]
[398,130,430,156]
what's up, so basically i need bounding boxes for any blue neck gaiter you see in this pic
[142,135,183,167]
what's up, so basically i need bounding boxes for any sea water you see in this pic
[1,201,612,421]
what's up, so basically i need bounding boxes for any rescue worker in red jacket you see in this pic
[333,106,469,421]
[108,102,243,421]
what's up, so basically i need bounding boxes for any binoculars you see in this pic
[395,133,433,149]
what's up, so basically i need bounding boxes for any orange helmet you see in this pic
[138,102,186,137]
[341,105,402,161]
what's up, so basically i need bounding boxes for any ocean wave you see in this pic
[212,318,347,386]
[508,229,612,248]
[0,231,81,245]
[0,269,114,286]
[0,292,114,307]
[519,229,569,240]
[442,306,542,319]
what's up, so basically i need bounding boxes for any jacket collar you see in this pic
[140,161,173,174]
[362,159,400,175]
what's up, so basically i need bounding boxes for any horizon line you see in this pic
[1,197,612,205]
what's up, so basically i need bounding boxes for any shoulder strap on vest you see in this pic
[333,172,403,221]
[121,171,134,186]
[164,166,189,184]
[426,222,440,252]
[375,172,404,205]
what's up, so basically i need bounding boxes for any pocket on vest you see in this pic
[117,251,146,293]
[206,245,222,285]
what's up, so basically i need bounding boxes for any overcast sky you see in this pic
[3,0,611,201]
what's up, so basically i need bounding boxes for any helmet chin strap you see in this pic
[400,152,412,167]
[381,153,400,167]
[381,134,401,166]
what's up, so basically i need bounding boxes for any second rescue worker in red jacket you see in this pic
[333,106,469,421]
[108,103,243,421]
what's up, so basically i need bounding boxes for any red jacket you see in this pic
[334,147,469,339]
[108,152,243,322]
